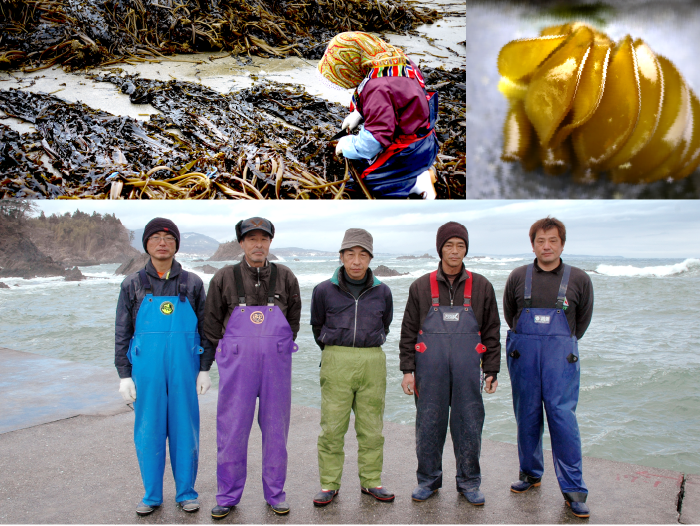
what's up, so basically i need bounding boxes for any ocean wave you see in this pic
[468,257,525,264]
[596,258,700,278]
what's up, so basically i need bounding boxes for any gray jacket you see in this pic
[114,258,214,378]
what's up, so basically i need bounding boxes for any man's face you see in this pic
[240,230,271,265]
[146,231,177,260]
[441,237,467,271]
[340,247,371,281]
[532,227,564,266]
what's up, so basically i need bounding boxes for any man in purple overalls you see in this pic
[203,217,301,518]
[503,217,594,519]
[399,222,501,504]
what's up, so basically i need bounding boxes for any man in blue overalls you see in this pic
[115,217,214,516]
[399,222,501,505]
[503,217,594,519]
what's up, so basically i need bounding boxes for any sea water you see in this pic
[1,254,698,475]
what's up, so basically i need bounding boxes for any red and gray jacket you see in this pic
[310,266,393,349]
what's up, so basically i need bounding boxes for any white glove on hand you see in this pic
[335,135,353,157]
[196,371,211,395]
[341,110,363,132]
[119,378,136,402]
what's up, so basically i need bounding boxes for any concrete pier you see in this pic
[0,348,694,523]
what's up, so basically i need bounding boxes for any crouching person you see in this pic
[310,228,394,506]
[115,217,214,516]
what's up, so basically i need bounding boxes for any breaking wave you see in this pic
[595,258,700,278]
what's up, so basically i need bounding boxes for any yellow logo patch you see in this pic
[250,311,265,324]
[160,301,174,315]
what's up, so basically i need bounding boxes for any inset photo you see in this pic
[0,0,465,199]
[464,0,700,198]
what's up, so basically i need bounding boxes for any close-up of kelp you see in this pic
[0,0,441,71]
[497,21,700,182]
[0,66,466,199]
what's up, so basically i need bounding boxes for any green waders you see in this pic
[317,345,387,490]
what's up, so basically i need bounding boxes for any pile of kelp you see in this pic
[0,0,441,72]
[0,66,465,199]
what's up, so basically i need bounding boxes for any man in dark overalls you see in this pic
[399,222,501,505]
[115,217,214,516]
[503,217,594,519]
[203,217,301,518]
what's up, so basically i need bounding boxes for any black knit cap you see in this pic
[436,221,469,258]
[142,217,180,253]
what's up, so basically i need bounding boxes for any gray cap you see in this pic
[340,228,373,258]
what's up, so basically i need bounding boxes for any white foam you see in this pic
[596,258,700,278]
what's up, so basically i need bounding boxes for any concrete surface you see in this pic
[0,347,130,434]
[0,348,692,523]
[681,475,700,524]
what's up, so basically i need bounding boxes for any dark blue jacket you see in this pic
[310,266,393,349]
[114,259,213,378]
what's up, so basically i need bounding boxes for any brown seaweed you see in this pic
[0,65,466,199]
[0,0,443,72]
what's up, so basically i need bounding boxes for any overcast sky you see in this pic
[30,200,700,258]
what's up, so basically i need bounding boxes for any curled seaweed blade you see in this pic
[600,39,664,171]
[611,55,689,183]
[572,35,640,169]
[551,38,611,147]
[673,91,700,180]
[524,25,593,149]
[497,34,569,82]
[501,99,534,162]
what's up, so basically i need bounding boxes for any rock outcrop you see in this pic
[115,253,150,275]
[374,265,409,277]
[0,282,9,289]
[208,240,278,261]
[193,264,219,274]
[64,266,85,281]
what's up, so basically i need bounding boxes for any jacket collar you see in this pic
[242,257,270,276]
[436,261,466,285]
[145,258,181,280]
[331,266,380,290]
[533,258,563,274]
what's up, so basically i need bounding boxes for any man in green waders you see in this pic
[310,228,394,506]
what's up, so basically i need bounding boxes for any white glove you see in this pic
[196,371,211,395]
[335,135,353,157]
[119,378,136,402]
[341,110,363,132]
[409,169,437,200]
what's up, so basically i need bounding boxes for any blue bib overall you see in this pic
[128,269,203,506]
[414,270,485,493]
[506,264,588,503]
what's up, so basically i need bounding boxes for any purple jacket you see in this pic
[359,64,431,147]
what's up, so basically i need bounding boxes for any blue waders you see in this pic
[414,270,485,492]
[506,264,588,503]
[128,269,203,506]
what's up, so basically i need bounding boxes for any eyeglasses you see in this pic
[148,235,176,244]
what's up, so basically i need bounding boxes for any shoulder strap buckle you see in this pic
[555,264,571,309]
[463,270,472,307]
[524,263,534,308]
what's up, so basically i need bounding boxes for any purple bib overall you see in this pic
[215,263,298,507]
[414,270,485,493]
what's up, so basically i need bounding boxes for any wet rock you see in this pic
[115,253,150,275]
[64,266,84,281]
[0,282,9,288]
[373,265,408,277]
[193,264,219,274]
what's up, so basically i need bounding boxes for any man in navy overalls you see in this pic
[115,217,214,516]
[503,217,594,519]
[399,222,501,505]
